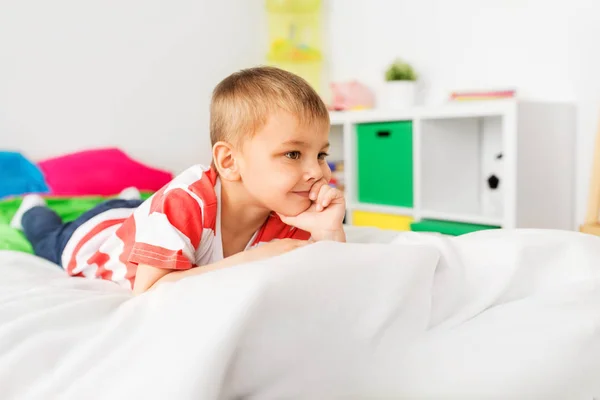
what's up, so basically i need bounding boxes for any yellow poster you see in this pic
[266,0,323,92]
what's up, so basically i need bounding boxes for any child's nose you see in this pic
[304,161,324,182]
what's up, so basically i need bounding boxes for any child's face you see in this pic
[237,111,331,216]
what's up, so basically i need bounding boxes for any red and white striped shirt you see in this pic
[61,165,310,289]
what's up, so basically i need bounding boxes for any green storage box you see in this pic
[410,219,500,236]
[356,121,413,207]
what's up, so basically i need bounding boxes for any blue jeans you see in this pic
[21,199,143,267]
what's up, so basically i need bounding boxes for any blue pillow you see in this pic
[0,151,49,199]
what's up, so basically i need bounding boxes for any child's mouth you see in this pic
[292,191,311,198]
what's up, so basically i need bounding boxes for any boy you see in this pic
[11,66,346,294]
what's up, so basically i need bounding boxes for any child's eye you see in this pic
[318,152,329,161]
[285,151,301,160]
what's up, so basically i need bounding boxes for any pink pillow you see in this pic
[38,148,173,196]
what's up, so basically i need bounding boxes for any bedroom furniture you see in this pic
[330,99,576,235]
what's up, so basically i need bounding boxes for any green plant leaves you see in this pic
[385,59,417,81]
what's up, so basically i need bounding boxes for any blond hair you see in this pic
[210,66,329,147]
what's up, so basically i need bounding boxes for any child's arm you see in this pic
[133,254,244,294]
[132,238,307,294]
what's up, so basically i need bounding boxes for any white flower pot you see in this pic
[382,80,416,109]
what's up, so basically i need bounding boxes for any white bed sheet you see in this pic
[0,227,599,399]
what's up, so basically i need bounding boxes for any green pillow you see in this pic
[0,224,33,253]
[0,193,153,254]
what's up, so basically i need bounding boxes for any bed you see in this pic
[2,148,600,398]
[1,224,600,399]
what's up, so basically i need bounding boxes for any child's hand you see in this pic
[278,179,346,242]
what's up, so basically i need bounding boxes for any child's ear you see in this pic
[212,141,241,181]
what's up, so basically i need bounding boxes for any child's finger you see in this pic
[320,188,339,208]
[315,184,331,211]
[309,178,327,201]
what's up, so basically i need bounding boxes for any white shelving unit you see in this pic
[329,99,576,231]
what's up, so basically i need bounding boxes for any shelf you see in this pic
[419,210,502,226]
[348,202,413,216]
[334,100,576,232]
[329,110,414,125]
[419,116,504,220]
[417,99,516,120]
[348,203,501,226]
[328,100,516,126]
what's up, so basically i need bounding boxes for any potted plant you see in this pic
[382,58,417,109]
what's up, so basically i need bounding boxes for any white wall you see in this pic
[0,0,263,173]
[2,0,598,226]
[327,0,600,227]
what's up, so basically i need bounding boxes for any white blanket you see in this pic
[1,228,600,399]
